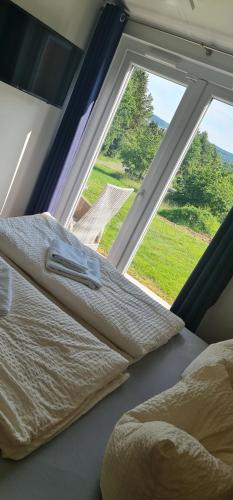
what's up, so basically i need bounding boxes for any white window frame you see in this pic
[109,79,210,270]
[110,81,233,272]
[54,24,233,273]
[54,36,189,225]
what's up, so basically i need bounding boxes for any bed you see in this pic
[0,257,129,460]
[0,213,184,361]
[0,214,208,498]
[0,328,207,500]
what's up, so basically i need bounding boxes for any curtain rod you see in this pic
[128,18,233,60]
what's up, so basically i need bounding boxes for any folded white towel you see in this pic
[0,260,12,316]
[48,239,88,273]
[46,252,101,290]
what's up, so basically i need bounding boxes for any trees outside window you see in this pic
[101,68,233,225]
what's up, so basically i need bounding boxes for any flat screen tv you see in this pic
[0,0,83,107]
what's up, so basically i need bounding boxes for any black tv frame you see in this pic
[0,0,83,107]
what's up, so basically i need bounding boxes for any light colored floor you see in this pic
[125,273,170,309]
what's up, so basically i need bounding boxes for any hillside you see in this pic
[215,145,233,164]
[152,114,233,164]
[151,114,168,129]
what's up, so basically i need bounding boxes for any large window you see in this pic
[56,30,233,307]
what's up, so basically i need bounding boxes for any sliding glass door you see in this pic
[68,66,186,256]
[56,31,233,307]
[126,96,233,306]
[108,79,210,270]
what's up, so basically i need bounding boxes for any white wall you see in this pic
[0,0,102,216]
[14,0,102,48]
[197,277,233,343]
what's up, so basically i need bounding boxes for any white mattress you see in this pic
[0,214,184,360]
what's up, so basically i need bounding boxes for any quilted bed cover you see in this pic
[0,258,128,460]
[0,214,184,360]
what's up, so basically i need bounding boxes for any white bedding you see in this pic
[0,257,128,460]
[101,363,233,500]
[0,214,184,360]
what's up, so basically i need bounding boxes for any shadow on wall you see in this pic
[0,82,60,217]
[197,277,233,343]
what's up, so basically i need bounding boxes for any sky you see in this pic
[148,73,233,153]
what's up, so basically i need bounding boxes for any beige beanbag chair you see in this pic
[101,363,233,500]
[183,339,233,381]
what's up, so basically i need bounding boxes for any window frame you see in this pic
[54,27,233,273]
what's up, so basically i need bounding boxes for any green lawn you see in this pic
[83,162,208,304]
[128,217,207,303]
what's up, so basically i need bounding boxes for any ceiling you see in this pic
[125,0,233,53]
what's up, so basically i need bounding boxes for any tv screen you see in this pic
[0,1,83,107]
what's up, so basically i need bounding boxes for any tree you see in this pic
[102,68,153,158]
[171,131,233,221]
[102,68,233,223]
[178,131,223,175]
[121,122,164,180]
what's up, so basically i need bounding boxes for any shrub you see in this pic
[170,158,233,222]
[159,205,220,236]
[121,122,164,180]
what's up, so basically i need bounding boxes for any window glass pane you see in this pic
[69,67,185,256]
[127,98,233,307]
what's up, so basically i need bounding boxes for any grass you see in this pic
[128,217,207,303]
[83,161,208,304]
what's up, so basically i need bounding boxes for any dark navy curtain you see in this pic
[171,207,233,332]
[26,4,127,215]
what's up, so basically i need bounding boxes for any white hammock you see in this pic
[72,183,133,249]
